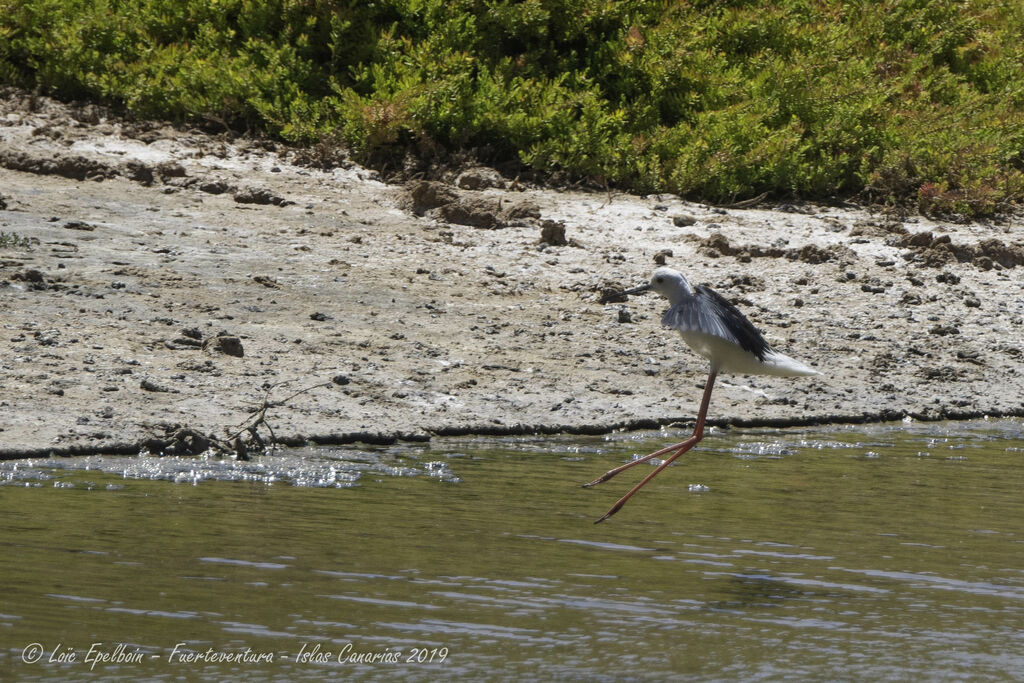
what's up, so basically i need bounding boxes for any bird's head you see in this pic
[623,267,693,304]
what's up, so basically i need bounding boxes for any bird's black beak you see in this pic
[621,283,652,296]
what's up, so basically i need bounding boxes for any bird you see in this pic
[585,266,820,523]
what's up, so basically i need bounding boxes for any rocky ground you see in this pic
[1,90,1022,458]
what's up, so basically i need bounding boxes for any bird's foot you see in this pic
[594,502,623,524]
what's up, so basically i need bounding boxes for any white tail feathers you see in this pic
[757,350,821,377]
[680,331,820,377]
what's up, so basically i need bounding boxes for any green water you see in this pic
[2,420,1023,680]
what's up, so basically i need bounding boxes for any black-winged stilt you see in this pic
[586,267,820,523]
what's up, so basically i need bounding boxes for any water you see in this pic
[1,419,1022,680]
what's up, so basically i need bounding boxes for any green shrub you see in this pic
[1,0,1023,215]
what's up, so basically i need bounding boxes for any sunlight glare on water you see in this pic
[0,419,1022,680]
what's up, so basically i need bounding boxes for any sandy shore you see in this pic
[2,91,1022,458]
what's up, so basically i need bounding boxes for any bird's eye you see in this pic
[655,277,664,284]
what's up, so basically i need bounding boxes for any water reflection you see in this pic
[0,419,1021,680]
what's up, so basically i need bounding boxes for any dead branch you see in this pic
[145,379,332,460]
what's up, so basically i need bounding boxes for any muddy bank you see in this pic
[1,92,1022,458]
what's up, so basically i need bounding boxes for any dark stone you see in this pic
[125,160,154,185]
[408,181,457,215]
[203,335,244,357]
[234,187,288,206]
[199,180,232,195]
[539,220,567,246]
[436,198,503,229]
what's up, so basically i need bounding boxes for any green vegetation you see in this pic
[0,231,34,249]
[2,0,1023,215]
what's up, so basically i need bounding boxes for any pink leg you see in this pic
[581,439,693,488]
[584,370,718,489]
[591,370,717,524]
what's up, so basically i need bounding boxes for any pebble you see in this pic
[203,335,244,357]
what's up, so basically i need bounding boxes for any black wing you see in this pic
[661,285,770,361]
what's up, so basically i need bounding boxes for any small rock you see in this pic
[198,180,232,195]
[928,324,960,336]
[455,167,506,190]
[503,200,542,223]
[140,378,177,393]
[408,180,458,215]
[436,199,503,229]
[253,275,280,288]
[125,160,154,185]
[203,335,244,357]
[795,244,834,264]
[919,365,962,381]
[956,350,983,365]
[310,311,330,321]
[974,238,1024,269]
[936,271,961,285]
[901,231,934,248]
[598,286,628,304]
[699,232,733,258]
[539,220,567,246]
[672,214,696,227]
[921,245,955,267]
[332,374,351,386]
[653,249,673,265]
[617,308,633,323]
[169,336,202,348]
[156,161,187,178]
[11,269,45,284]
[234,187,289,206]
